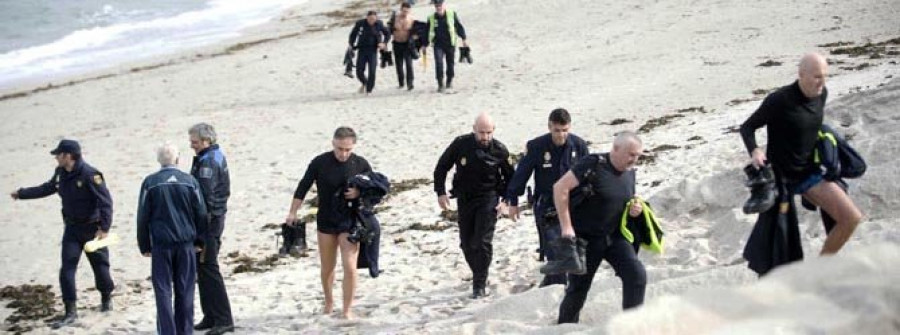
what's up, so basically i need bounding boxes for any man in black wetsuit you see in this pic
[285,127,372,319]
[740,52,863,255]
[552,131,647,323]
[434,112,515,299]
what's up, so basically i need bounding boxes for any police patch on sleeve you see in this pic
[92,174,104,185]
[199,167,213,179]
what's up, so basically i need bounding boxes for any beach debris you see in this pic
[230,252,287,274]
[1,284,57,334]
[604,118,632,125]
[440,210,459,222]
[509,152,525,166]
[651,144,681,153]
[638,114,684,133]
[757,60,782,67]
[688,136,704,141]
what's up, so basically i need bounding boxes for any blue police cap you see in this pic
[50,139,81,155]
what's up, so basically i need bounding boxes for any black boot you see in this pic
[294,222,308,253]
[278,224,295,257]
[743,164,777,214]
[540,237,586,275]
[100,293,112,312]
[51,301,78,329]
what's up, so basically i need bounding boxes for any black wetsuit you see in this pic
[558,153,646,324]
[434,134,514,292]
[349,19,391,93]
[740,81,827,182]
[294,152,372,234]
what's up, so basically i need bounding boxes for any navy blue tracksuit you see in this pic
[138,166,208,335]
[349,19,391,93]
[505,134,589,286]
[190,144,233,327]
[16,160,115,302]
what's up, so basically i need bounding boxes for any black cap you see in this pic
[50,139,81,155]
[432,0,445,4]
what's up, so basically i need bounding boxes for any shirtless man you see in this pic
[390,3,417,90]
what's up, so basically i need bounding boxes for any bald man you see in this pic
[551,131,647,323]
[434,113,514,298]
[740,53,862,255]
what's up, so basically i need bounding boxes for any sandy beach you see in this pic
[1,0,899,333]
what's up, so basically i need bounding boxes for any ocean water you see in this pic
[0,0,304,90]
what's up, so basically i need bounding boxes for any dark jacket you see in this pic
[816,124,866,181]
[742,184,803,276]
[434,134,514,198]
[137,167,208,253]
[17,160,114,231]
[344,172,391,278]
[349,19,391,50]
[191,144,230,219]
[505,133,589,211]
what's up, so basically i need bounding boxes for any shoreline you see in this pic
[0,0,397,101]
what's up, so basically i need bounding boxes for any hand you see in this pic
[751,148,767,168]
[507,203,519,222]
[495,201,508,219]
[438,195,451,211]
[629,198,643,217]
[9,191,18,200]
[344,187,360,200]
[195,247,203,253]
[561,225,576,239]
[378,43,386,50]
[95,230,108,240]
[461,40,468,47]
[142,253,151,257]
[285,213,297,226]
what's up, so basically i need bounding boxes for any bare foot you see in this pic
[323,301,333,315]
[341,310,354,320]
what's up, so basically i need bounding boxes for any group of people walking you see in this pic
[348,0,467,94]
[9,0,865,330]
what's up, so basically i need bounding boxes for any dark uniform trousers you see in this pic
[558,234,646,324]
[152,243,196,335]
[433,45,456,86]
[197,214,233,326]
[456,192,498,289]
[60,222,114,302]
[356,47,378,92]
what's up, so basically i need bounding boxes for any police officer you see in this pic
[188,123,234,335]
[137,143,207,335]
[425,0,468,93]
[551,131,647,323]
[9,139,115,329]
[503,108,589,287]
[349,11,391,94]
[434,112,514,299]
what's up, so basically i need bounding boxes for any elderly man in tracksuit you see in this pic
[189,123,234,335]
[138,143,208,335]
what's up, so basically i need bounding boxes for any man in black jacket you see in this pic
[189,123,234,335]
[349,11,391,94]
[425,0,467,93]
[434,113,514,299]
[9,139,115,329]
[138,143,208,335]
